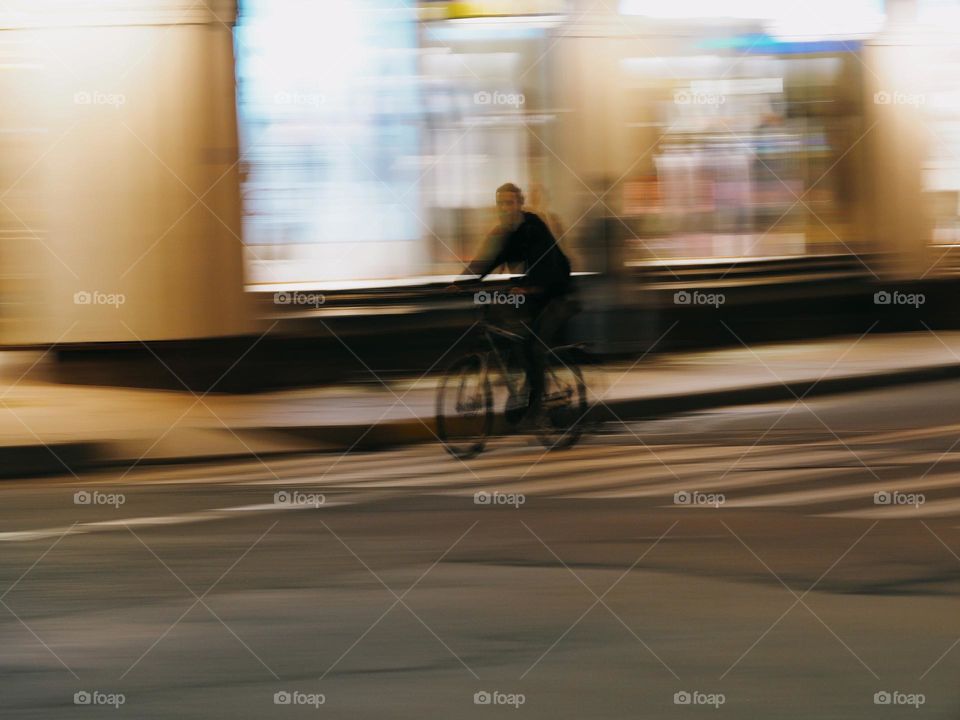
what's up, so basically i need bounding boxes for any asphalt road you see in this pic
[3,380,960,718]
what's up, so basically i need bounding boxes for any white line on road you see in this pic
[0,501,347,543]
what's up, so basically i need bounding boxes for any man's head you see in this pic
[496,182,524,229]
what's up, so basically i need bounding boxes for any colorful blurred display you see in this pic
[228,0,960,283]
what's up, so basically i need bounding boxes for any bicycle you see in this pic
[436,303,588,459]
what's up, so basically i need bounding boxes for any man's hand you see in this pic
[509,286,540,297]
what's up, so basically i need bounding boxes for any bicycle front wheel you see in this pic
[536,353,587,451]
[436,353,493,459]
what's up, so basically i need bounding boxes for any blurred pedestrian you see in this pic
[526,183,566,242]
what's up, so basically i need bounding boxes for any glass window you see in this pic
[235,0,423,282]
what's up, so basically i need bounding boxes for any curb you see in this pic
[0,441,106,479]
[5,362,960,477]
[222,362,960,454]
[591,362,960,422]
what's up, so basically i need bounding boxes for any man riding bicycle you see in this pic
[454,182,576,425]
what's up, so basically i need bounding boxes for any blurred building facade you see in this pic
[1,0,960,343]
[0,0,253,344]
[236,0,960,282]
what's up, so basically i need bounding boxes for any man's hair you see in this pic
[496,182,524,206]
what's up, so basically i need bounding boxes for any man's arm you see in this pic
[452,228,510,285]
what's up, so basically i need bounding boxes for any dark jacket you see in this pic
[474,212,572,299]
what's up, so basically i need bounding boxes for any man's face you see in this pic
[496,191,522,228]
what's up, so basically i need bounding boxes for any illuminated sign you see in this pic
[420,0,567,19]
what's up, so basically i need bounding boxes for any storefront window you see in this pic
[235,0,423,283]
[618,43,865,261]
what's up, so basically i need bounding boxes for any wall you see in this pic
[0,0,256,344]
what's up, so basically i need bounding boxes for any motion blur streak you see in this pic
[0,2,959,719]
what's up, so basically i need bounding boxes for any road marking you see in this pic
[0,501,348,543]
[823,496,960,519]
[682,472,960,509]
[531,465,868,500]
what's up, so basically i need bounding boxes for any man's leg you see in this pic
[524,297,572,417]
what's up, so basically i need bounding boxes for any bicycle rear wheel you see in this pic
[436,353,493,459]
[536,353,587,450]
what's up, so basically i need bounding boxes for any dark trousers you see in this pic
[523,295,574,414]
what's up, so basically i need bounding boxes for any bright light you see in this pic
[620,0,770,21]
[620,0,886,39]
[244,0,365,96]
[918,0,960,26]
[765,0,885,40]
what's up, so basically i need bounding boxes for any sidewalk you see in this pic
[3,330,960,477]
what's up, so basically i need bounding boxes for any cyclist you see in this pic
[455,182,576,425]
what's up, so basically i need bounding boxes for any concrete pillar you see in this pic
[862,2,933,280]
[0,0,256,344]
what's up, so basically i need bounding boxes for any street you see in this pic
[3,380,960,718]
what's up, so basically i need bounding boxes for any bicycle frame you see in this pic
[478,322,526,401]
[437,310,588,457]
[477,321,578,404]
